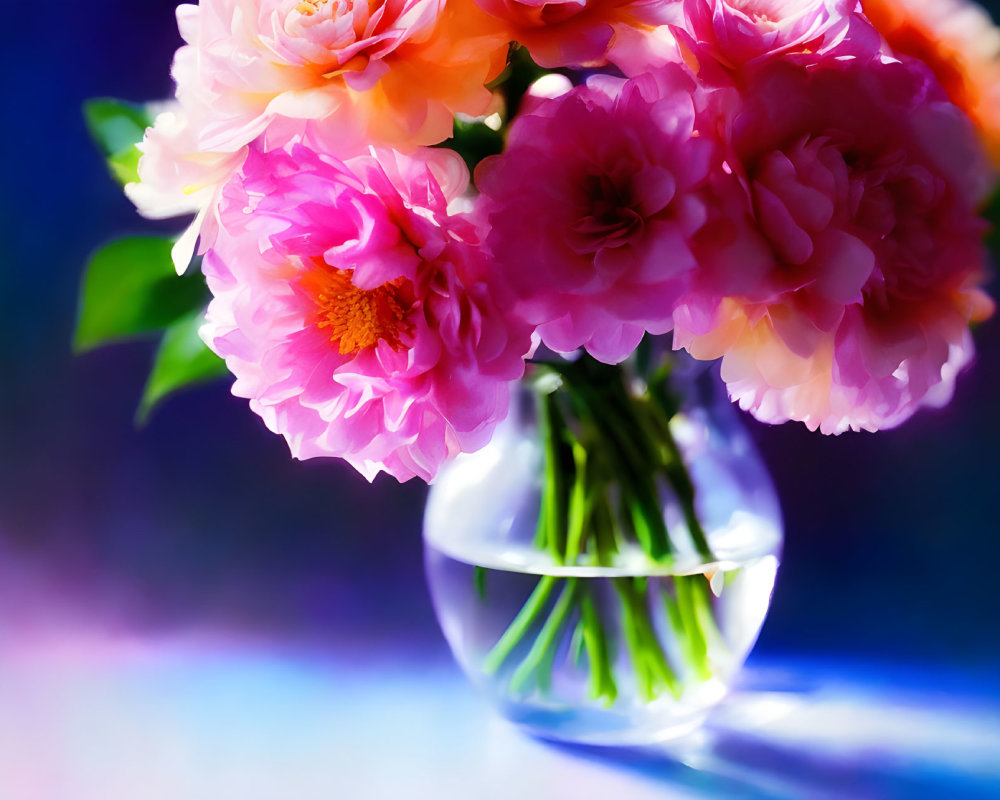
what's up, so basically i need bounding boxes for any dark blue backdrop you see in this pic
[1,0,998,673]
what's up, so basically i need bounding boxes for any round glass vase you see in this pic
[423,355,783,746]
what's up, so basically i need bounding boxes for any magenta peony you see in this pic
[200,143,531,481]
[673,55,994,433]
[475,67,723,364]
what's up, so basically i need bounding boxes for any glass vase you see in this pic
[423,351,783,745]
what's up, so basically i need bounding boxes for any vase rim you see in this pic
[424,531,782,579]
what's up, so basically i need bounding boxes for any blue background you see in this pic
[0,0,998,774]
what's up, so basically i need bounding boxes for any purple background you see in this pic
[1,0,999,690]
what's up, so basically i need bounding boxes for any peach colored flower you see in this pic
[175,0,508,152]
[126,0,509,271]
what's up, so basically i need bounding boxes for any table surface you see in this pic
[1,621,997,800]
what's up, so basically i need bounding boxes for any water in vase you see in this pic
[425,541,779,745]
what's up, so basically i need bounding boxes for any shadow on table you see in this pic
[543,662,1000,800]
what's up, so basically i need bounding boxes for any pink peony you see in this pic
[673,0,880,72]
[475,67,722,364]
[473,0,682,68]
[673,55,994,433]
[200,142,531,482]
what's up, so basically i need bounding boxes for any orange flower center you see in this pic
[304,267,413,355]
[296,0,330,15]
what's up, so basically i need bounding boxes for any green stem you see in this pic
[616,578,682,701]
[559,370,672,562]
[591,486,620,565]
[570,618,586,667]
[481,355,727,710]
[564,441,589,564]
[537,390,571,564]
[643,387,715,562]
[689,573,727,664]
[581,593,618,704]
[673,575,711,682]
[483,575,557,675]
[510,579,579,694]
[474,565,487,602]
[661,426,714,562]
[616,579,654,701]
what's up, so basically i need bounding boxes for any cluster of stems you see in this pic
[480,354,723,705]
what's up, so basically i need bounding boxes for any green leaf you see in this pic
[985,188,1000,257]
[438,117,505,173]
[83,98,153,185]
[137,311,230,424]
[75,237,209,352]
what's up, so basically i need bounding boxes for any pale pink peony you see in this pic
[673,55,994,433]
[125,104,245,272]
[200,142,531,482]
[473,0,682,68]
[475,67,723,364]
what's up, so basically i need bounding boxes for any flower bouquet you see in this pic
[80,0,998,743]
